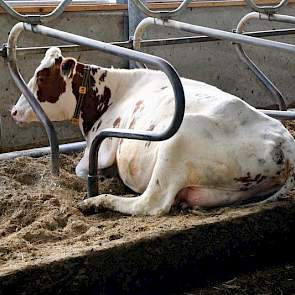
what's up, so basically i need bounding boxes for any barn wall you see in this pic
[1,4,295,152]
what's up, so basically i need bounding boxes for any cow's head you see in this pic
[11,47,78,123]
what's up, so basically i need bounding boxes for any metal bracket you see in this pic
[130,0,191,19]
[0,43,7,58]
[0,0,71,24]
[244,0,288,14]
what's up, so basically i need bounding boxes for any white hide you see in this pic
[12,48,295,215]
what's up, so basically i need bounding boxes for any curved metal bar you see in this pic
[0,0,71,24]
[17,22,185,198]
[133,17,295,120]
[244,0,288,14]
[6,23,60,175]
[236,12,295,111]
[235,12,287,111]
[130,0,191,19]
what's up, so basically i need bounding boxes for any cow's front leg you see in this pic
[78,187,178,216]
[78,156,185,215]
[75,154,89,178]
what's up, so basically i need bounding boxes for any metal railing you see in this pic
[244,0,288,14]
[133,17,295,119]
[130,0,191,19]
[1,0,73,175]
[0,0,71,24]
[235,12,295,112]
[6,22,185,198]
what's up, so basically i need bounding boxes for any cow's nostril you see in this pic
[12,110,17,116]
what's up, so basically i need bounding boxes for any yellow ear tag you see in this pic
[79,86,87,94]
[71,117,80,125]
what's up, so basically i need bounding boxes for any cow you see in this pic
[11,47,295,215]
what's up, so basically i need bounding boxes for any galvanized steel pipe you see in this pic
[130,0,191,19]
[7,23,60,176]
[0,141,86,161]
[235,12,287,111]
[236,12,295,117]
[133,17,295,119]
[0,0,71,24]
[244,0,288,14]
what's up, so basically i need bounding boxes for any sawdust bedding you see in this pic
[0,122,295,276]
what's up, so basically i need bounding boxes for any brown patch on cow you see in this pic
[146,124,155,131]
[145,141,152,148]
[96,120,102,131]
[36,57,66,103]
[281,160,292,182]
[133,100,144,114]
[234,172,253,183]
[99,71,107,82]
[186,161,199,184]
[113,117,121,128]
[128,118,136,129]
[128,159,137,177]
[72,63,112,135]
[145,124,155,146]
[234,172,270,191]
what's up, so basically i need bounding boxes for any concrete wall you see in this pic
[0,11,128,152]
[1,4,295,152]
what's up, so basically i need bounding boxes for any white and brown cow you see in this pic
[11,47,295,215]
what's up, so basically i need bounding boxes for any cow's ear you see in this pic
[61,58,76,79]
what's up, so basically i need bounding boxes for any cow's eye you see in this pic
[38,77,44,83]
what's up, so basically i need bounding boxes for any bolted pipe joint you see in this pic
[0,43,7,58]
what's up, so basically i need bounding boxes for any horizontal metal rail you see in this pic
[2,27,295,57]
[131,0,191,19]
[133,17,295,119]
[236,12,295,114]
[0,141,86,160]
[9,22,185,198]
[244,0,288,14]
[0,0,71,24]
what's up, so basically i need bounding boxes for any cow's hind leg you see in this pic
[250,144,295,205]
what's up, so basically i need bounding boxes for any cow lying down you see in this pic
[11,47,295,215]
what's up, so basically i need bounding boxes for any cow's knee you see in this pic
[76,159,88,179]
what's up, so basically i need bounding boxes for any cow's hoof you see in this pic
[78,195,110,215]
[77,198,98,215]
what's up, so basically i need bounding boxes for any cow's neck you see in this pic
[72,63,115,136]
[71,63,148,137]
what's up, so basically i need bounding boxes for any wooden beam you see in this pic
[1,0,295,14]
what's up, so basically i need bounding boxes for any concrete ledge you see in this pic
[0,201,294,295]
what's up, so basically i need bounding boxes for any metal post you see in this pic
[6,24,60,175]
[128,0,147,68]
